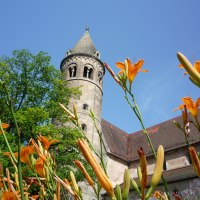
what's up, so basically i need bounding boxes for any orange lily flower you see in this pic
[0,123,9,134]
[38,135,59,150]
[2,191,16,200]
[30,195,40,200]
[5,146,35,166]
[20,146,35,165]
[116,58,148,85]
[4,152,18,157]
[0,177,3,188]
[35,158,45,177]
[174,97,200,119]
[153,191,166,200]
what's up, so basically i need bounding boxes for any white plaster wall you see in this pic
[166,156,190,170]
[106,156,128,186]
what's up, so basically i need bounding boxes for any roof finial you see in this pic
[86,26,90,32]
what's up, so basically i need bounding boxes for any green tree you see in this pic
[0,49,90,180]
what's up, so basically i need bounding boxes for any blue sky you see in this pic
[1,0,200,133]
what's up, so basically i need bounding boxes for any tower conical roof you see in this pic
[70,28,98,56]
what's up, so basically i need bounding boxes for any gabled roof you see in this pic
[101,119,128,160]
[70,29,98,56]
[102,113,200,162]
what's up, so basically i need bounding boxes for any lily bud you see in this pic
[74,160,94,187]
[54,175,75,196]
[173,120,182,130]
[73,104,78,120]
[177,52,200,84]
[70,171,80,195]
[115,184,122,200]
[146,145,164,199]
[122,169,130,200]
[104,63,122,87]
[137,166,142,188]
[189,146,200,177]
[77,139,115,197]
[89,109,95,119]
[56,181,60,200]
[14,172,19,188]
[130,179,140,196]
[138,147,147,188]
[59,103,76,120]
[151,145,164,187]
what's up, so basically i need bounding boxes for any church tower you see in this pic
[60,28,105,148]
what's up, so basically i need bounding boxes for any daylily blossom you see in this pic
[116,58,148,85]
[21,146,35,165]
[0,177,3,188]
[174,97,200,119]
[153,191,169,200]
[4,146,34,166]
[4,152,18,157]
[37,135,59,150]
[2,191,16,200]
[35,158,45,177]
[0,123,9,134]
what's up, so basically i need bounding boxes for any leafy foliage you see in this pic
[0,49,86,180]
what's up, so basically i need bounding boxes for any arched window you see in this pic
[98,71,103,83]
[81,124,87,131]
[88,68,93,79]
[83,67,88,78]
[83,66,93,79]
[69,65,77,77]
[83,104,88,110]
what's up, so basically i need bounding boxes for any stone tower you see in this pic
[60,28,105,148]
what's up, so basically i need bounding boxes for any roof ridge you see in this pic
[71,29,98,56]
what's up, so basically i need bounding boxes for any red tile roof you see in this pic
[102,113,200,161]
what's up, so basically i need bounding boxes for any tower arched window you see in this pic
[98,71,103,83]
[83,66,93,79]
[83,104,88,110]
[69,65,77,77]
[81,124,87,131]
[83,67,88,78]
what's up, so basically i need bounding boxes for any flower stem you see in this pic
[2,83,25,200]
[124,89,171,200]
[0,121,18,163]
